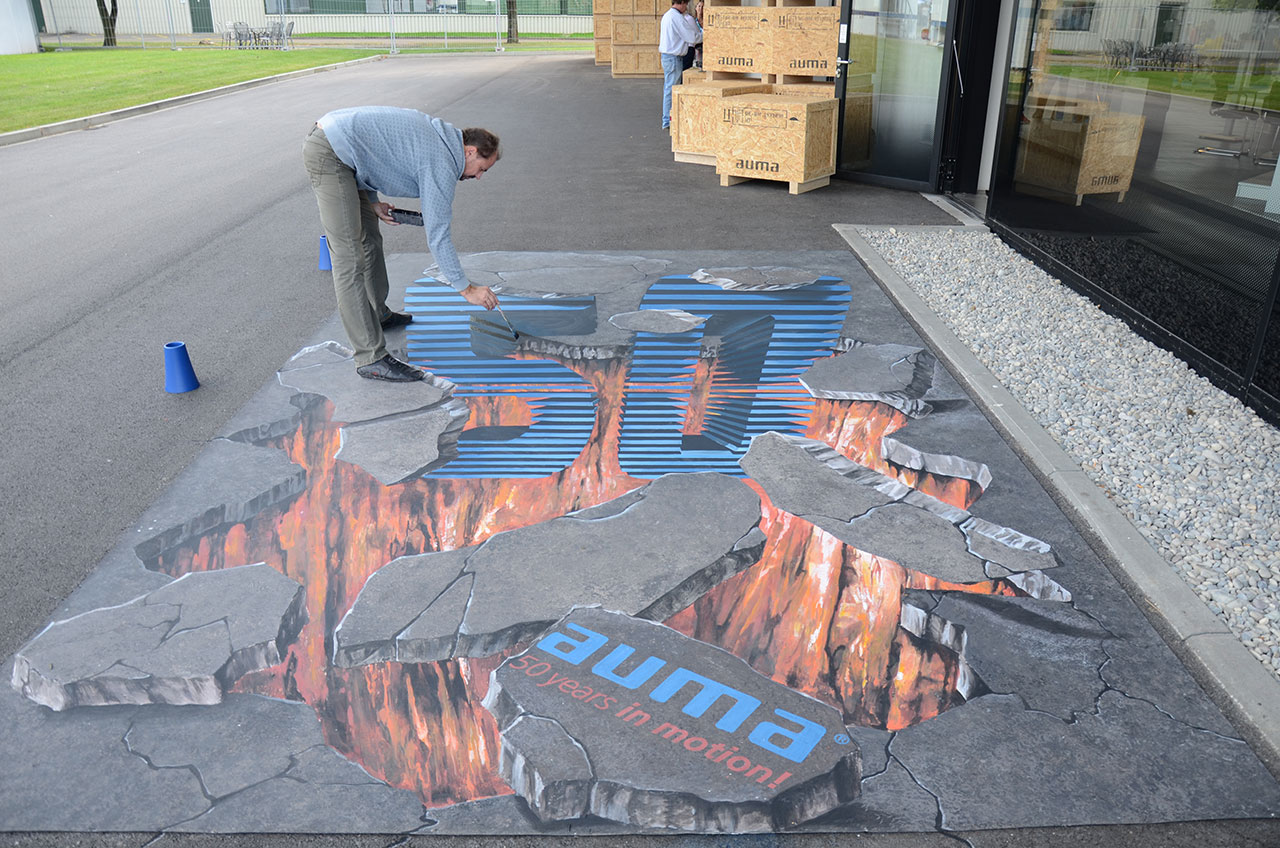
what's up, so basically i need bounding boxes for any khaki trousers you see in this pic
[302,124,392,367]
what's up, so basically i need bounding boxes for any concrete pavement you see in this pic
[1,52,1277,845]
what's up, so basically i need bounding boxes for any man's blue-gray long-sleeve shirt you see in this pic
[317,106,472,292]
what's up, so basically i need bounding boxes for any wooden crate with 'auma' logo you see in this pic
[703,6,771,75]
[671,80,773,164]
[715,93,837,193]
[769,7,839,78]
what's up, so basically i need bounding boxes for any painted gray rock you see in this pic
[425,251,670,295]
[417,254,666,360]
[691,267,824,290]
[11,563,306,711]
[740,432,1065,597]
[879,399,994,493]
[812,339,991,489]
[888,691,1280,830]
[219,378,312,446]
[281,340,355,370]
[133,440,307,566]
[608,309,706,334]
[483,607,861,832]
[276,342,471,485]
[335,400,471,485]
[277,354,457,425]
[800,342,939,417]
[333,472,765,666]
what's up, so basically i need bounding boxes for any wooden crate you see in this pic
[1015,109,1146,204]
[612,14,660,44]
[612,44,663,77]
[612,0,659,15]
[595,36,612,65]
[845,32,877,78]
[715,93,838,193]
[769,7,838,78]
[841,90,872,165]
[1024,94,1108,120]
[703,6,771,76]
[682,67,707,84]
[671,80,772,163]
[770,81,835,97]
[594,12,611,38]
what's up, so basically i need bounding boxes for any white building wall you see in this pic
[35,0,592,35]
[1,0,41,52]
[1046,1,1273,60]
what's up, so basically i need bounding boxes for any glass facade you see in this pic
[840,1,950,184]
[987,0,1280,420]
[265,0,591,14]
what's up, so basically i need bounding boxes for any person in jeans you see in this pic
[303,107,500,382]
[659,0,702,130]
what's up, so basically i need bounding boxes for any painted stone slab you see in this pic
[332,472,766,666]
[132,440,307,566]
[483,607,861,832]
[11,563,306,711]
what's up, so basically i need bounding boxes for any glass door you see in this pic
[836,0,953,188]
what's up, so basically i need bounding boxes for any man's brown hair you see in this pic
[462,128,501,160]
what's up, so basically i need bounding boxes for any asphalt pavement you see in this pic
[1,52,1277,847]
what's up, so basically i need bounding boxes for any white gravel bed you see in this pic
[859,226,1280,681]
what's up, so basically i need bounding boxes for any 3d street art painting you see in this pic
[4,251,1280,835]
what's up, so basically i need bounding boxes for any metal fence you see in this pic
[34,0,594,36]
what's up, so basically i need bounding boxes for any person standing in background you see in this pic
[659,0,702,130]
[693,0,705,67]
[681,0,703,73]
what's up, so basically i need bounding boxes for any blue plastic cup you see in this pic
[164,341,200,393]
[319,235,332,270]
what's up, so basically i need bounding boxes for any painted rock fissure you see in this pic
[483,607,861,832]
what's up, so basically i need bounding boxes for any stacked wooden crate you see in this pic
[716,93,838,193]
[611,0,663,79]
[594,0,612,65]
[671,0,839,194]
[671,79,772,165]
[1015,105,1145,205]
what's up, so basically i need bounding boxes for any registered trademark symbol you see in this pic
[833,733,850,745]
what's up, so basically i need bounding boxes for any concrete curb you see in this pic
[0,54,388,147]
[833,220,1280,782]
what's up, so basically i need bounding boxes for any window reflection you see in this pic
[991,0,1280,413]
[840,1,948,182]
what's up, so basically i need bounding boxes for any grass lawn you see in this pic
[1048,62,1278,105]
[0,48,382,133]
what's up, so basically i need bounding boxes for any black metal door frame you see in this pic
[833,0,960,193]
